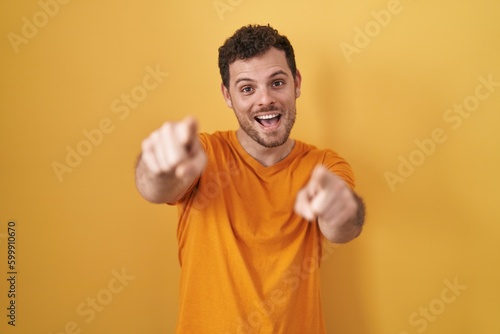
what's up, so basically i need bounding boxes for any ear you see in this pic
[221,82,233,108]
[294,69,302,98]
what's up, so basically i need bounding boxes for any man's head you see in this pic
[218,25,301,149]
[218,24,297,90]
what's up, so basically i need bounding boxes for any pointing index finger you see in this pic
[176,116,198,147]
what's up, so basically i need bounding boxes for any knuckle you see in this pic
[161,121,175,130]
[160,123,175,139]
[141,138,151,151]
[142,154,159,174]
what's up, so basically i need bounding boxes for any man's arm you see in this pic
[135,117,207,204]
[294,165,366,243]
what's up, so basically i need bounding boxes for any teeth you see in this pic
[256,114,279,120]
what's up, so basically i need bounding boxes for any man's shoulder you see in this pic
[199,131,234,150]
[293,139,355,187]
[293,139,343,161]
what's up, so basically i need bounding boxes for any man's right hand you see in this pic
[136,116,206,203]
[140,116,207,178]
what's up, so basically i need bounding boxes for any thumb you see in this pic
[294,187,316,221]
[306,165,330,197]
[175,153,206,179]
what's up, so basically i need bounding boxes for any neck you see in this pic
[236,129,295,167]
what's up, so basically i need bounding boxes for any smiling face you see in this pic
[221,47,302,149]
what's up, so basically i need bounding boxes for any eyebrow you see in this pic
[234,70,289,87]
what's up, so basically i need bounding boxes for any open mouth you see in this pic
[255,114,281,128]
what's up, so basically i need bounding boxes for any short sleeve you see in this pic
[322,149,355,190]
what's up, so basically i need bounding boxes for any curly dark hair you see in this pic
[218,24,297,89]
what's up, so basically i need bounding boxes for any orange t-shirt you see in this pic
[173,131,355,334]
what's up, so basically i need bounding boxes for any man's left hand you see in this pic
[294,165,364,243]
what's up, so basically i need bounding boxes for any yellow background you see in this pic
[1,0,499,333]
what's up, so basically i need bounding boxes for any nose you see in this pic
[257,87,275,107]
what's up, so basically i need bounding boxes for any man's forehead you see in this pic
[229,48,290,83]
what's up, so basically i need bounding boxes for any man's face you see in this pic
[221,47,301,148]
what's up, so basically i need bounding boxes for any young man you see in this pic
[135,24,365,334]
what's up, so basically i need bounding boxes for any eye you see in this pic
[241,86,253,94]
[272,80,285,88]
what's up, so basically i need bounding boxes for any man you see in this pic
[135,24,365,334]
